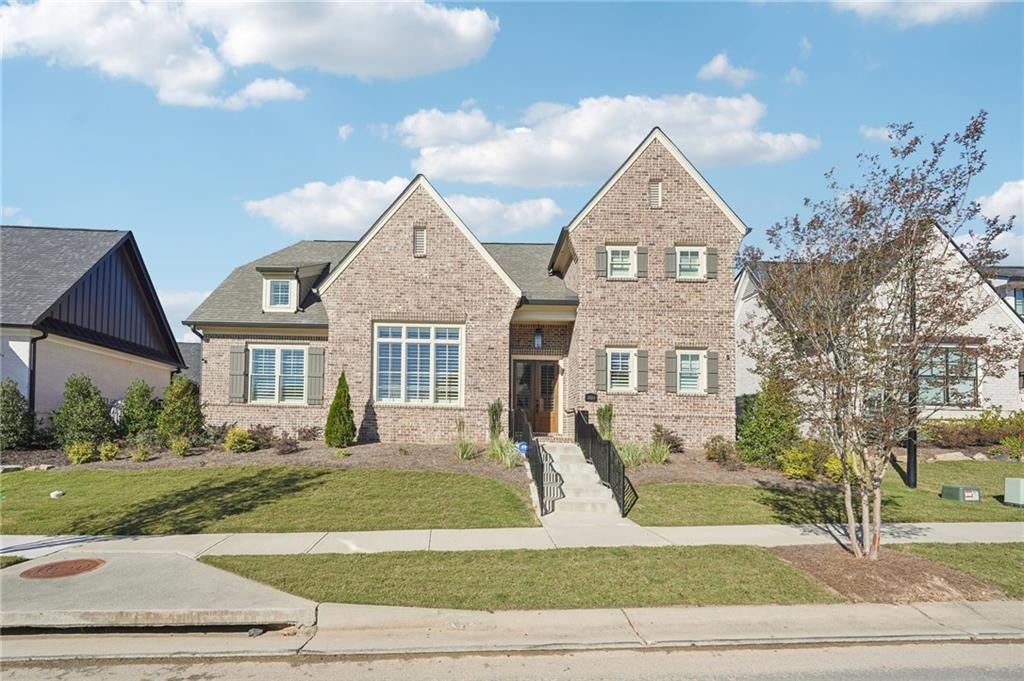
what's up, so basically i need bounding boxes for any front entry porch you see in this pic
[512,358,561,435]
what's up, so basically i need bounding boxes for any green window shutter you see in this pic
[595,349,607,391]
[636,350,649,392]
[636,247,648,278]
[706,248,718,280]
[706,351,719,394]
[664,350,677,393]
[307,347,325,405]
[595,248,607,278]
[229,346,247,403]
[664,247,676,278]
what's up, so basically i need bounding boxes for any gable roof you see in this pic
[315,175,521,297]
[483,243,576,304]
[177,341,203,386]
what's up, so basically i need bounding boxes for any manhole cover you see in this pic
[20,558,106,579]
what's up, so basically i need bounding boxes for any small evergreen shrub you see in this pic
[735,394,758,439]
[779,445,817,480]
[248,424,275,450]
[487,399,504,442]
[596,404,614,441]
[705,435,744,470]
[156,376,204,443]
[922,409,1024,448]
[324,371,356,447]
[455,418,476,460]
[651,423,684,454]
[334,447,349,459]
[823,455,845,482]
[0,379,33,450]
[295,425,321,441]
[224,427,255,453]
[201,423,232,447]
[990,434,1024,461]
[168,435,190,457]
[273,432,300,455]
[65,441,96,465]
[120,379,159,438]
[736,376,800,469]
[98,441,119,461]
[645,439,671,465]
[130,446,150,463]
[134,428,162,450]
[52,374,114,447]
[618,442,644,467]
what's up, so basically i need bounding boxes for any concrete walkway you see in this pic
[2,522,1021,559]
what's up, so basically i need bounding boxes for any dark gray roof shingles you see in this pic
[483,242,576,303]
[177,341,203,386]
[0,225,128,325]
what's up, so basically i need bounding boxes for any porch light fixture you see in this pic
[534,327,543,350]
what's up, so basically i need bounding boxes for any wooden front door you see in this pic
[513,360,560,434]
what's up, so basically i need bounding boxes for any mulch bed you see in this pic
[623,447,828,490]
[0,442,527,486]
[770,544,1005,603]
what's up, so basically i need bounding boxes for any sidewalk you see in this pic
[3,521,1022,559]
[2,600,1022,660]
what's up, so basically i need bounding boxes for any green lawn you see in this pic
[0,466,537,535]
[632,461,1024,526]
[203,545,839,610]
[0,555,26,569]
[896,543,1024,598]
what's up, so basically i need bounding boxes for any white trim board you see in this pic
[316,176,522,298]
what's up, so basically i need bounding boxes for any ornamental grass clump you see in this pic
[617,442,644,468]
[596,404,614,441]
[645,439,671,465]
[455,418,476,461]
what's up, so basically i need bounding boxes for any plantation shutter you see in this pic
[595,349,607,391]
[229,346,247,403]
[636,350,649,392]
[664,350,677,393]
[664,247,676,278]
[636,246,648,278]
[706,351,719,394]
[706,248,718,280]
[307,347,325,405]
[595,248,608,278]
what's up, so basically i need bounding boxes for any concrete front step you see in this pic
[555,500,622,514]
[561,485,613,500]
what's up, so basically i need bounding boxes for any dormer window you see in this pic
[263,278,297,312]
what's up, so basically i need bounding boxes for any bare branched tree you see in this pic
[741,112,1020,559]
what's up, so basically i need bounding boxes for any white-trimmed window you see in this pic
[607,246,637,279]
[413,225,427,257]
[374,323,463,405]
[263,278,297,312]
[249,346,306,403]
[677,349,706,394]
[648,180,662,209]
[608,347,637,392]
[676,246,706,280]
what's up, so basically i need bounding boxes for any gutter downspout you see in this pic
[27,330,48,414]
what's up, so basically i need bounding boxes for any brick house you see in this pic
[185,128,746,445]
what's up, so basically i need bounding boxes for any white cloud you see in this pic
[245,176,562,239]
[859,125,894,142]
[337,124,354,141]
[157,289,211,341]
[977,180,1024,222]
[1,205,33,226]
[697,52,756,88]
[992,230,1024,264]
[446,196,563,238]
[2,1,498,108]
[392,108,495,148]
[405,94,820,187]
[832,1,995,28]
[784,67,807,85]
[800,36,813,58]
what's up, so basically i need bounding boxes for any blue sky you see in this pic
[3,1,1022,339]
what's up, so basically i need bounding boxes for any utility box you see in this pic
[1004,478,1024,507]
[940,484,981,503]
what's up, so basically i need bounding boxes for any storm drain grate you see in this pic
[20,558,106,580]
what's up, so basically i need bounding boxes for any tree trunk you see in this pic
[870,481,883,559]
[842,476,862,557]
[860,485,872,558]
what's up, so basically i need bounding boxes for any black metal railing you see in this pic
[574,410,638,517]
[511,408,564,516]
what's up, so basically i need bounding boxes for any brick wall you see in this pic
[509,322,573,357]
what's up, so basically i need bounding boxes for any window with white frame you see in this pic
[648,180,662,209]
[249,346,306,403]
[676,247,706,280]
[607,347,637,392]
[263,278,295,311]
[375,323,463,404]
[607,246,637,279]
[677,350,706,394]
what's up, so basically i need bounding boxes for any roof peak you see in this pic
[1,224,127,234]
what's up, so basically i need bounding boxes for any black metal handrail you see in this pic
[511,408,563,516]
[574,411,638,517]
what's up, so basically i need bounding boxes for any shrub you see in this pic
[334,447,349,459]
[248,424,275,450]
[0,378,33,450]
[201,423,232,447]
[780,439,835,481]
[487,399,504,442]
[98,441,119,461]
[156,376,204,443]
[705,435,743,470]
[736,376,800,469]
[596,403,614,441]
[735,394,758,439]
[618,442,644,467]
[134,429,162,450]
[65,441,96,465]
[990,434,1024,461]
[52,374,114,447]
[923,409,1024,448]
[646,439,671,465]
[823,455,845,483]
[130,447,150,463]
[651,424,684,454]
[168,435,189,457]
[223,426,256,453]
[273,432,300,455]
[295,425,321,441]
[120,379,159,438]
[455,418,476,460]
[324,371,356,447]
[29,419,56,449]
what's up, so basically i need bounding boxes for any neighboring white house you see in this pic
[734,236,1024,419]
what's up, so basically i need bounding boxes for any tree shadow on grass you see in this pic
[67,468,330,535]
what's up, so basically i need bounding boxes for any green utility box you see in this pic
[940,484,981,503]
[1004,478,1024,507]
